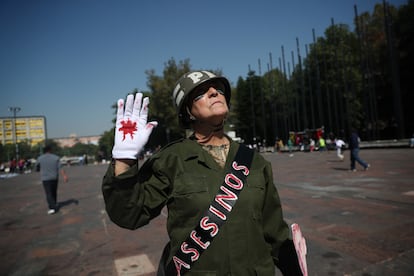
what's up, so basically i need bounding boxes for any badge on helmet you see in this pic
[172,70,231,128]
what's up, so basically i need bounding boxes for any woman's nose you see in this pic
[207,87,220,97]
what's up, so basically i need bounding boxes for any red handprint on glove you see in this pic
[112,93,158,159]
[119,119,137,141]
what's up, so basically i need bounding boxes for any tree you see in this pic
[98,129,114,162]
[395,0,414,136]
[145,58,192,145]
[235,68,288,146]
[305,23,362,137]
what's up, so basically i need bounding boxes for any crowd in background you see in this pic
[0,157,34,174]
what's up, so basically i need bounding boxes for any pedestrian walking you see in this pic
[335,138,346,160]
[309,138,315,152]
[349,129,370,171]
[102,70,305,275]
[36,145,68,214]
[318,136,326,152]
[288,138,294,157]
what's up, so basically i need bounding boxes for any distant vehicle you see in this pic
[60,156,85,166]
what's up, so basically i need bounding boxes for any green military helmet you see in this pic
[172,70,231,128]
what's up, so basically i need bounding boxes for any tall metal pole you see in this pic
[331,18,341,136]
[296,37,308,129]
[305,44,316,129]
[291,51,300,131]
[322,49,333,133]
[258,58,267,145]
[383,0,405,138]
[281,46,290,137]
[248,65,257,144]
[9,106,21,162]
[312,29,323,128]
[269,52,279,142]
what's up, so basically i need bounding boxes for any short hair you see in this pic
[43,145,52,153]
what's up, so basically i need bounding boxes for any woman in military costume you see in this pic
[102,71,303,275]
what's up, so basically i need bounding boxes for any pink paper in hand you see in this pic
[291,223,308,276]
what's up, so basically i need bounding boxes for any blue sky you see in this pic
[0,0,406,138]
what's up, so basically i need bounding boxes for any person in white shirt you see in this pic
[335,138,346,160]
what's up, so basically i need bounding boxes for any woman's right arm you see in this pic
[114,159,137,176]
[102,161,147,229]
[102,93,158,229]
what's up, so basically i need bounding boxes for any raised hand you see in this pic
[112,93,158,160]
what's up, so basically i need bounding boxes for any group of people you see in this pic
[317,130,370,171]
[0,158,33,174]
[275,132,370,172]
[333,132,370,171]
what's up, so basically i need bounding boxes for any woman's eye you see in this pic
[193,94,204,102]
[216,89,225,95]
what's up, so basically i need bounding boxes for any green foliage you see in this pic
[64,142,98,157]
[98,128,115,161]
[145,58,192,143]
[0,139,59,163]
[235,68,291,145]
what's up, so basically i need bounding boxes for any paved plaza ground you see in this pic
[0,148,413,275]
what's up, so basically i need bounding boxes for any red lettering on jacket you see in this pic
[232,160,250,176]
[181,242,200,262]
[190,230,210,249]
[215,186,238,211]
[173,255,190,276]
[225,173,243,190]
[209,205,227,220]
[200,216,219,237]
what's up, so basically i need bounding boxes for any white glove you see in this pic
[112,93,158,159]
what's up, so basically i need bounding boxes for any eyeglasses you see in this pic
[191,81,225,102]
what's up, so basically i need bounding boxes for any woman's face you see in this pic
[188,80,229,124]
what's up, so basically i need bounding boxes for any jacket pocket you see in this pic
[244,170,266,209]
[173,174,208,195]
[170,174,210,219]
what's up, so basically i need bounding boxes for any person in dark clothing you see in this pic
[102,71,305,275]
[349,129,370,172]
[37,145,68,214]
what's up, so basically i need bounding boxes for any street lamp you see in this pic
[9,106,21,162]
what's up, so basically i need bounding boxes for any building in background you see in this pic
[0,116,46,146]
[53,134,100,148]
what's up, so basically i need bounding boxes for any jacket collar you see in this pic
[181,136,239,170]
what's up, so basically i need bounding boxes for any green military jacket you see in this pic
[102,138,291,275]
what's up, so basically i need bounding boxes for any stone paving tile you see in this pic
[0,148,413,275]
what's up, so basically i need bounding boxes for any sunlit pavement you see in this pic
[0,148,413,275]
